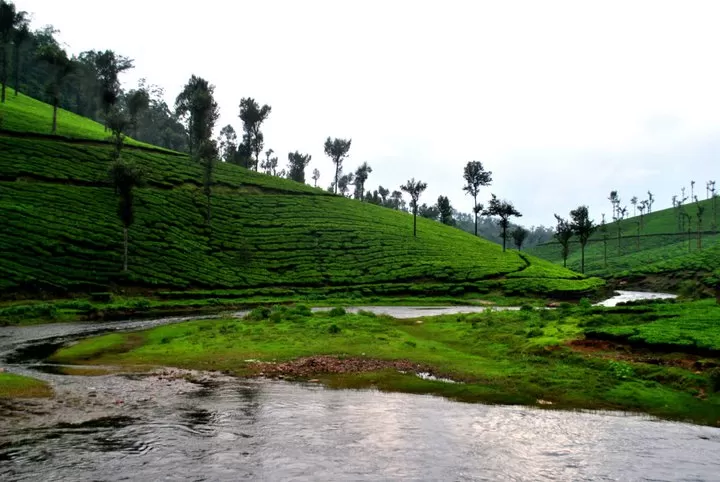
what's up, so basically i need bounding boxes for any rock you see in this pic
[308,379,320,383]
[537,399,553,405]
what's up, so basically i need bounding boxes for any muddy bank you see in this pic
[246,355,431,379]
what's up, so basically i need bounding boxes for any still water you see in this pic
[2,293,717,481]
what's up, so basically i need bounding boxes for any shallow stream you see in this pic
[2,292,717,481]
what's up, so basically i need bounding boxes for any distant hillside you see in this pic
[0,94,602,299]
[530,198,719,279]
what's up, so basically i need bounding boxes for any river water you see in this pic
[2,294,718,481]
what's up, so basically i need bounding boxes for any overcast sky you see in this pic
[23,0,720,226]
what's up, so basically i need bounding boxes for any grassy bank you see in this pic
[0,372,52,398]
[50,301,720,426]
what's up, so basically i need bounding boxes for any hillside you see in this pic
[0,94,601,302]
[530,198,720,278]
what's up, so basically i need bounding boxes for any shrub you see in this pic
[290,304,312,317]
[328,324,341,334]
[609,361,635,379]
[520,304,534,312]
[246,306,271,320]
[329,307,346,317]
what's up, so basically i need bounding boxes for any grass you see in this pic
[530,198,720,279]
[0,372,52,398]
[50,302,720,426]
[0,93,601,301]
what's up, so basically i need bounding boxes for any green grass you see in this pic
[0,92,156,148]
[585,299,720,353]
[0,372,52,398]
[0,93,600,300]
[530,198,720,278]
[50,303,720,425]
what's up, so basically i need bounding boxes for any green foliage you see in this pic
[329,307,347,317]
[608,360,635,379]
[0,372,52,398]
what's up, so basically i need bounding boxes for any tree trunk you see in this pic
[1,44,6,103]
[334,162,339,195]
[13,45,20,96]
[413,208,417,237]
[698,222,702,249]
[52,98,58,134]
[581,245,585,274]
[502,228,506,252]
[603,237,608,268]
[123,227,128,272]
[473,195,478,236]
[206,192,212,226]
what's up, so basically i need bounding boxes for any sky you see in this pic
[22,0,720,226]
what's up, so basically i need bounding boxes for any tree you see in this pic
[353,162,372,200]
[260,148,278,175]
[570,205,596,274]
[608,190,620,220]
[217,124,238,163]
[0,0,24,103]
[107,107,143,272]
[511,226,529,251]
[553,215,573,268]
[691,180,696,202]
[93,50,134,127]
[483,194,522,252]
[647,191,654,213]
[11,9,28,96]
[287,151,312,183]
[175,75,219,224]
[400,178,428,237]
[126,88,149,137]
[418,203,440,220]
[337,172,354,197]
[462,161,493,236]
[616,206,627,254]
[311,168,320,187]
[324,137,352,194]
[437,195,454,225]
[630,196,638,217]
[36,43,73,134]
[696,204,705,249]
[239,97,271,171]
[389,190,406,211]
[600,213,608,268]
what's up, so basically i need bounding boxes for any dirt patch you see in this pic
[248,355,429,378]
[568,339,719,372]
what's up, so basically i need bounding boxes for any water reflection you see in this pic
[2,379,718,481]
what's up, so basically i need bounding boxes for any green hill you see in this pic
[0,92,157,149]
[0,94,601,308]
[530,198,720,279]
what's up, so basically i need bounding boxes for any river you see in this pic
[2,292,717,482]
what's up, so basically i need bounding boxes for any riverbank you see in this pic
[0,372,52,398]
[0,291,576,326]
[49,301,720,426]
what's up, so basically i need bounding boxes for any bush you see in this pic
[246,306,271,321]
[609,361,635,379]
[329,307,346,317]
[520,304,534,312]
[328,324,341,334]
[290,304,312,317]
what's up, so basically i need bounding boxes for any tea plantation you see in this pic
[0,96,601,299]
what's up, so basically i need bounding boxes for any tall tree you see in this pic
[287,151,312,183]
[600,213,608,268]
[462,161,493,236]
[175,75,219,224]
[691,180,696,203]
[483,195,522,252]
[36,43,73,134]
[311,168,320,187]
[238,97,271,171]
[630,196,638,217]
[608,190,620,220]
[437,195,454,225]
[696,204,705,249]
[324,137,352,194]
[400,178,428,237]
[353,162,372,200]
[217,124,238,163]
[418,203,440,220]
[570,205,596,274]
[93,50,134,127]
[647,191,654,213]
[616,206,627,254]
[11,9,28,96]
[126,87,149,138]
[107,107,143,272]
[511,226,529,251]
[553,214,574,268]
[0,0,23,103]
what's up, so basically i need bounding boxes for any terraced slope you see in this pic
[0,92,153,148]
[0,95,601,299]
[530,199,720,278]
